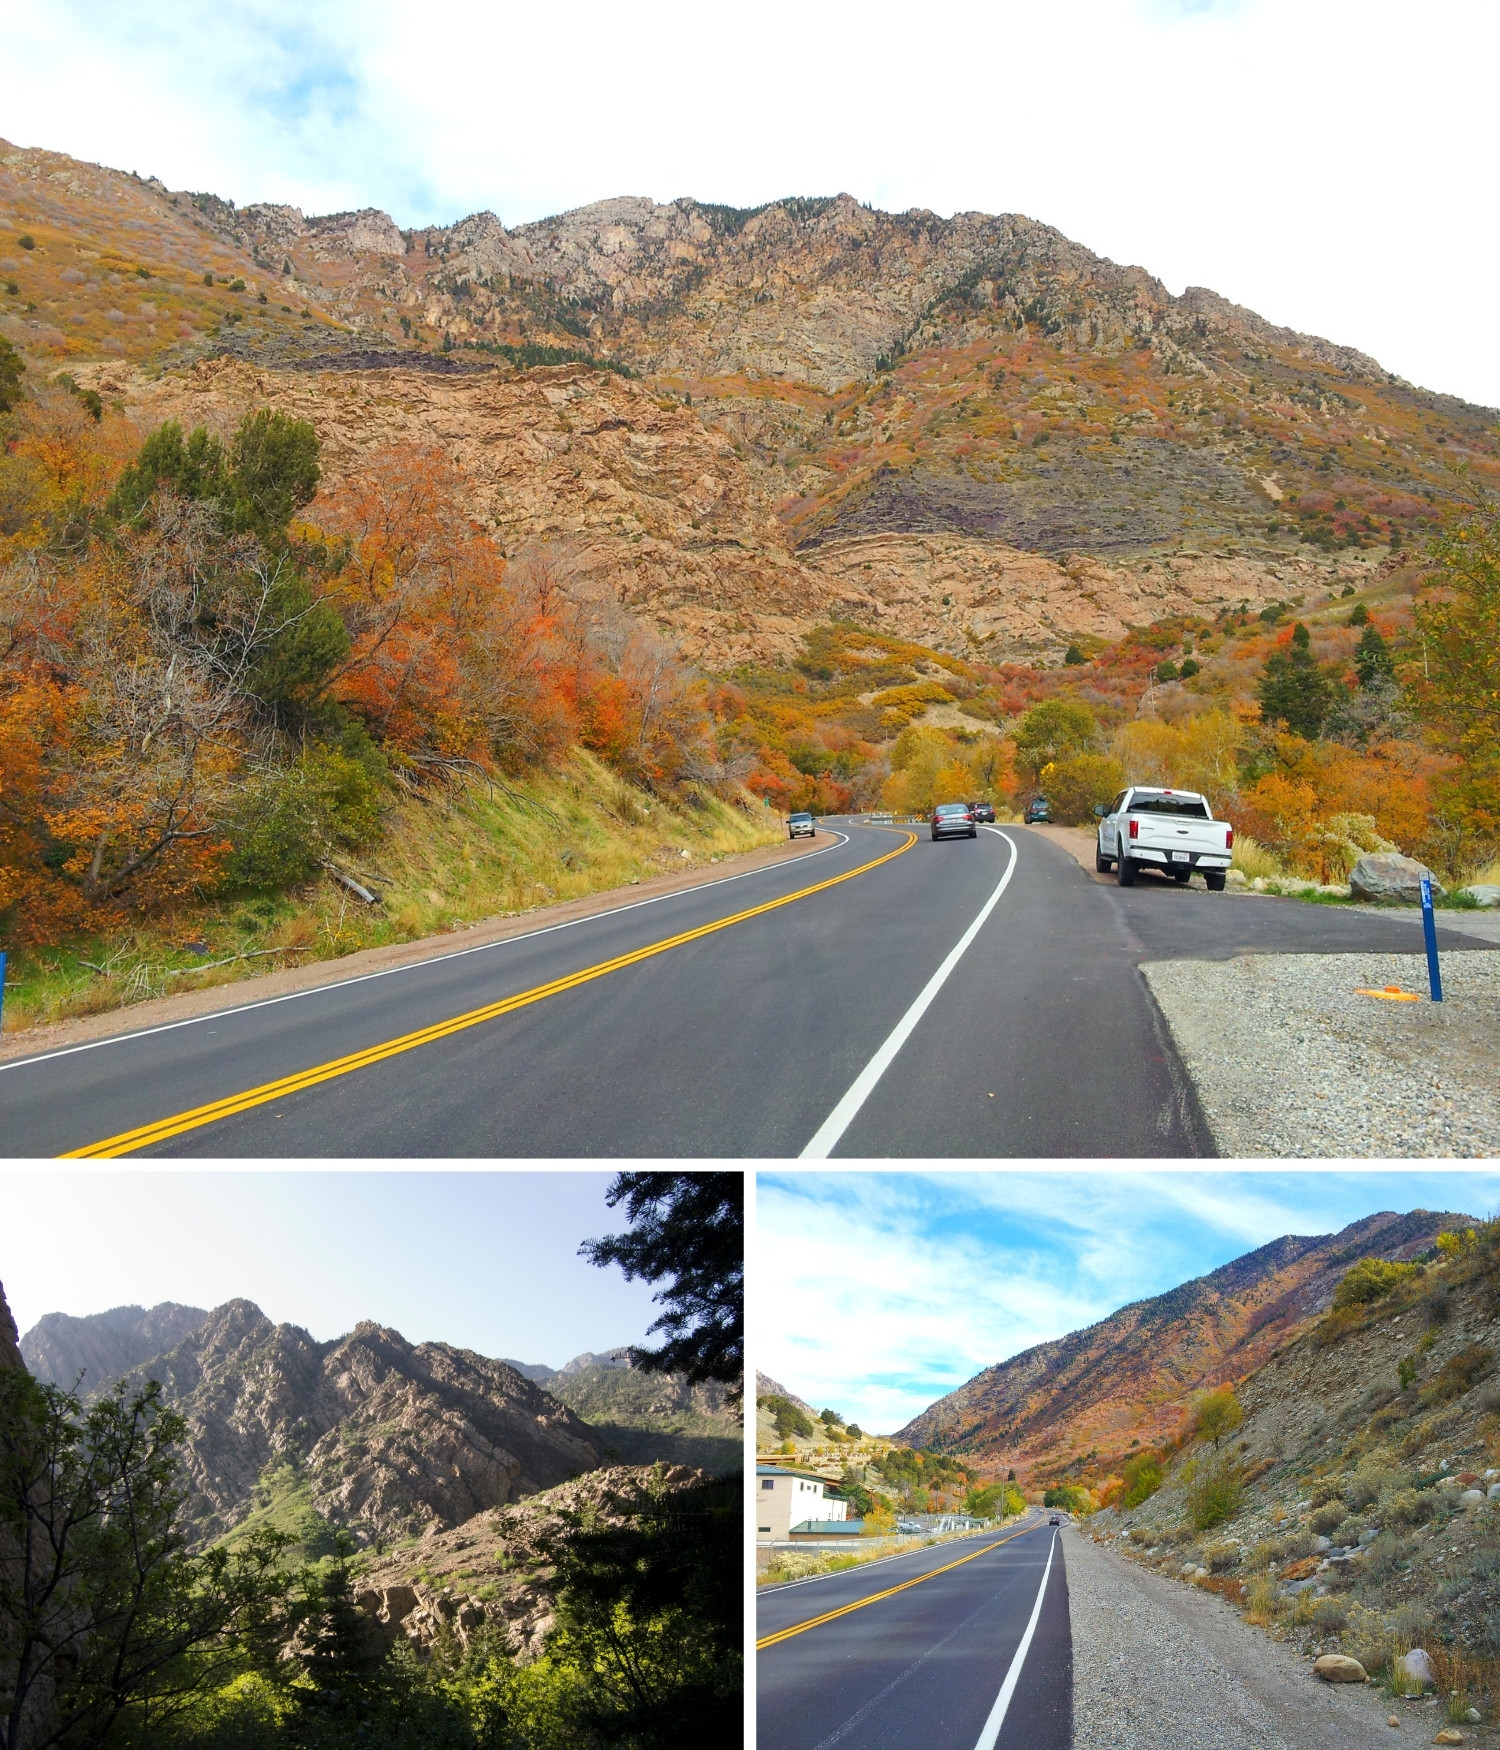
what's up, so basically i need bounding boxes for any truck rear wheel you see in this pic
[1117,853,1137,887]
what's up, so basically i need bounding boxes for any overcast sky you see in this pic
[756,1170,1500,1435]
[2,0,1496,408]
[0,1170,661,1366]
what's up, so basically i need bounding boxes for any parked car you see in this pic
[788,811,816,839]
[970,801,996,824]
[1024,796,1050,824]
[1094,786,1233,890]
[931,802,977,840]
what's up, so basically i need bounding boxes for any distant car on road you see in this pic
[1049,1513,1062,1526]
[1094,785,1233,890]
[788,812,816,839]
[970,801,996,824]
[931,803,977,840]
[1024,796,1050,824]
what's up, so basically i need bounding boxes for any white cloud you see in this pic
[0,0,1496,404]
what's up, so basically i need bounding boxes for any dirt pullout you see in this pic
[1068,1529,1405,1750]
[0,831,831,1065]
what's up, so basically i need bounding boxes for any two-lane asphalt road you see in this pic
[2,821,1485,1156]
[757,1518,1070,1750]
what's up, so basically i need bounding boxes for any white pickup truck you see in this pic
[1093,786,1234,890]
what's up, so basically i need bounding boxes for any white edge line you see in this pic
[972,1529,1056,1750]
[0,829,856,1076]
[799,827,1018,1159]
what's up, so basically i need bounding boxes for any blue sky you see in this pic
[0,1170,661,1366]
[0,1,1496,407]
[756,1171,1500,1435]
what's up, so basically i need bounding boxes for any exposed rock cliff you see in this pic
[115,1299,607,1545]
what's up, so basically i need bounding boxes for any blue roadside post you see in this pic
[0,950,6,1033]
[1420,874,1443,1002]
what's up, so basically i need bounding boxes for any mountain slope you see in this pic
[545,1357,741,1475]
[20,1300,208,1391]
[897,1211,1470,1483]
[108,1299,607,1545]
[7,137,1497,668]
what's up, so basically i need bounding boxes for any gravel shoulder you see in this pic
[1142,949,1500,1157]
[1067,1528,1404,1750]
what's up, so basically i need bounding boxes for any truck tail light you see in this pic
[1128,818,1139,840]
[1226,826,1235,849]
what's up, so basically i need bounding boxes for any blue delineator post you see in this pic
[0,950,6,1033]
[1420,874,1443,1002]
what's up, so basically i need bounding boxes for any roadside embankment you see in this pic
[1067,1528,1406,1750]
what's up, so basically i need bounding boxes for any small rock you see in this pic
[1314,1654,1368,1683]
[1351,851,1444,904]
[1313,1534,1332,1552]
[1397,1648,1436,1689]
[1389,1715,1400,1727]
[1486,1483,1500,1500]
[1460,1489,1485,1507]
[1466,1709,1481,1722]
[1432,1732,1464,1746]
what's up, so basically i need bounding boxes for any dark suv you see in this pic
[931,803,977,840]
[970,801,995,824]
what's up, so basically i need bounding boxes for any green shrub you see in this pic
[1191,1387,1244,1447]
[222,744,385,893]
[760,1395,813,1441]
[1383,1488,1435,1528]
[1044,752,1128,825]
[1121,1453,1162,1508]
[1310,1501,1346,1535]
[1333,1256,1419,1309]
[0,335,24,414]
[1186,1456,1243,1530]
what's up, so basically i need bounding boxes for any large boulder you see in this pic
[1395,1647,1435,1689]
[1313,1653,1367,1682]
[1463,884,1500,908]
[1350,852,1444,904]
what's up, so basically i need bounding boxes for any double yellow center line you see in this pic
[64,832,916,1158]
[756,1522,1043,1649]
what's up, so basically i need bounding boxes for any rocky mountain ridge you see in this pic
[20,1299,209,1390]
[102,1298,607,1545]
[5,135,1497,668]
[898,1211,1470,1484]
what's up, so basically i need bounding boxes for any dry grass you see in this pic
[2,755,782,1032]
[1230,833,1286,880]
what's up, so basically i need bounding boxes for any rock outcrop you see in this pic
[353,1463,709,1663]
[114,1299,608,1545]
[20,1301,208,1393]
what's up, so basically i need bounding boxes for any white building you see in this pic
[756,1465,850,1542]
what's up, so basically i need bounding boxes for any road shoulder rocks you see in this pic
[1141,950,1500,1157]
[1066,1529,1397,1750]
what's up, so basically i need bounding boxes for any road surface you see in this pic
[2,822,1485,1156]
[756,1518,1070,1750]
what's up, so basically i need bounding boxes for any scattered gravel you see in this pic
[1067,1529,1402,1750]
[1142,949,1500,1157]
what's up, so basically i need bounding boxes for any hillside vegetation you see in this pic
[5,138,1500,981]
[545,1362,741,1475]
[1085,1224,1500,1727]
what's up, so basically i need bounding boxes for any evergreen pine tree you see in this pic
[1354,623,1395,687]
[1257,622,1333,738]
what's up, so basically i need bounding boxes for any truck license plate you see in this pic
[1172,851,1190,862]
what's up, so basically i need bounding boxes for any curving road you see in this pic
[756,1517,1070,1750]
[2,822,1484,1157]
